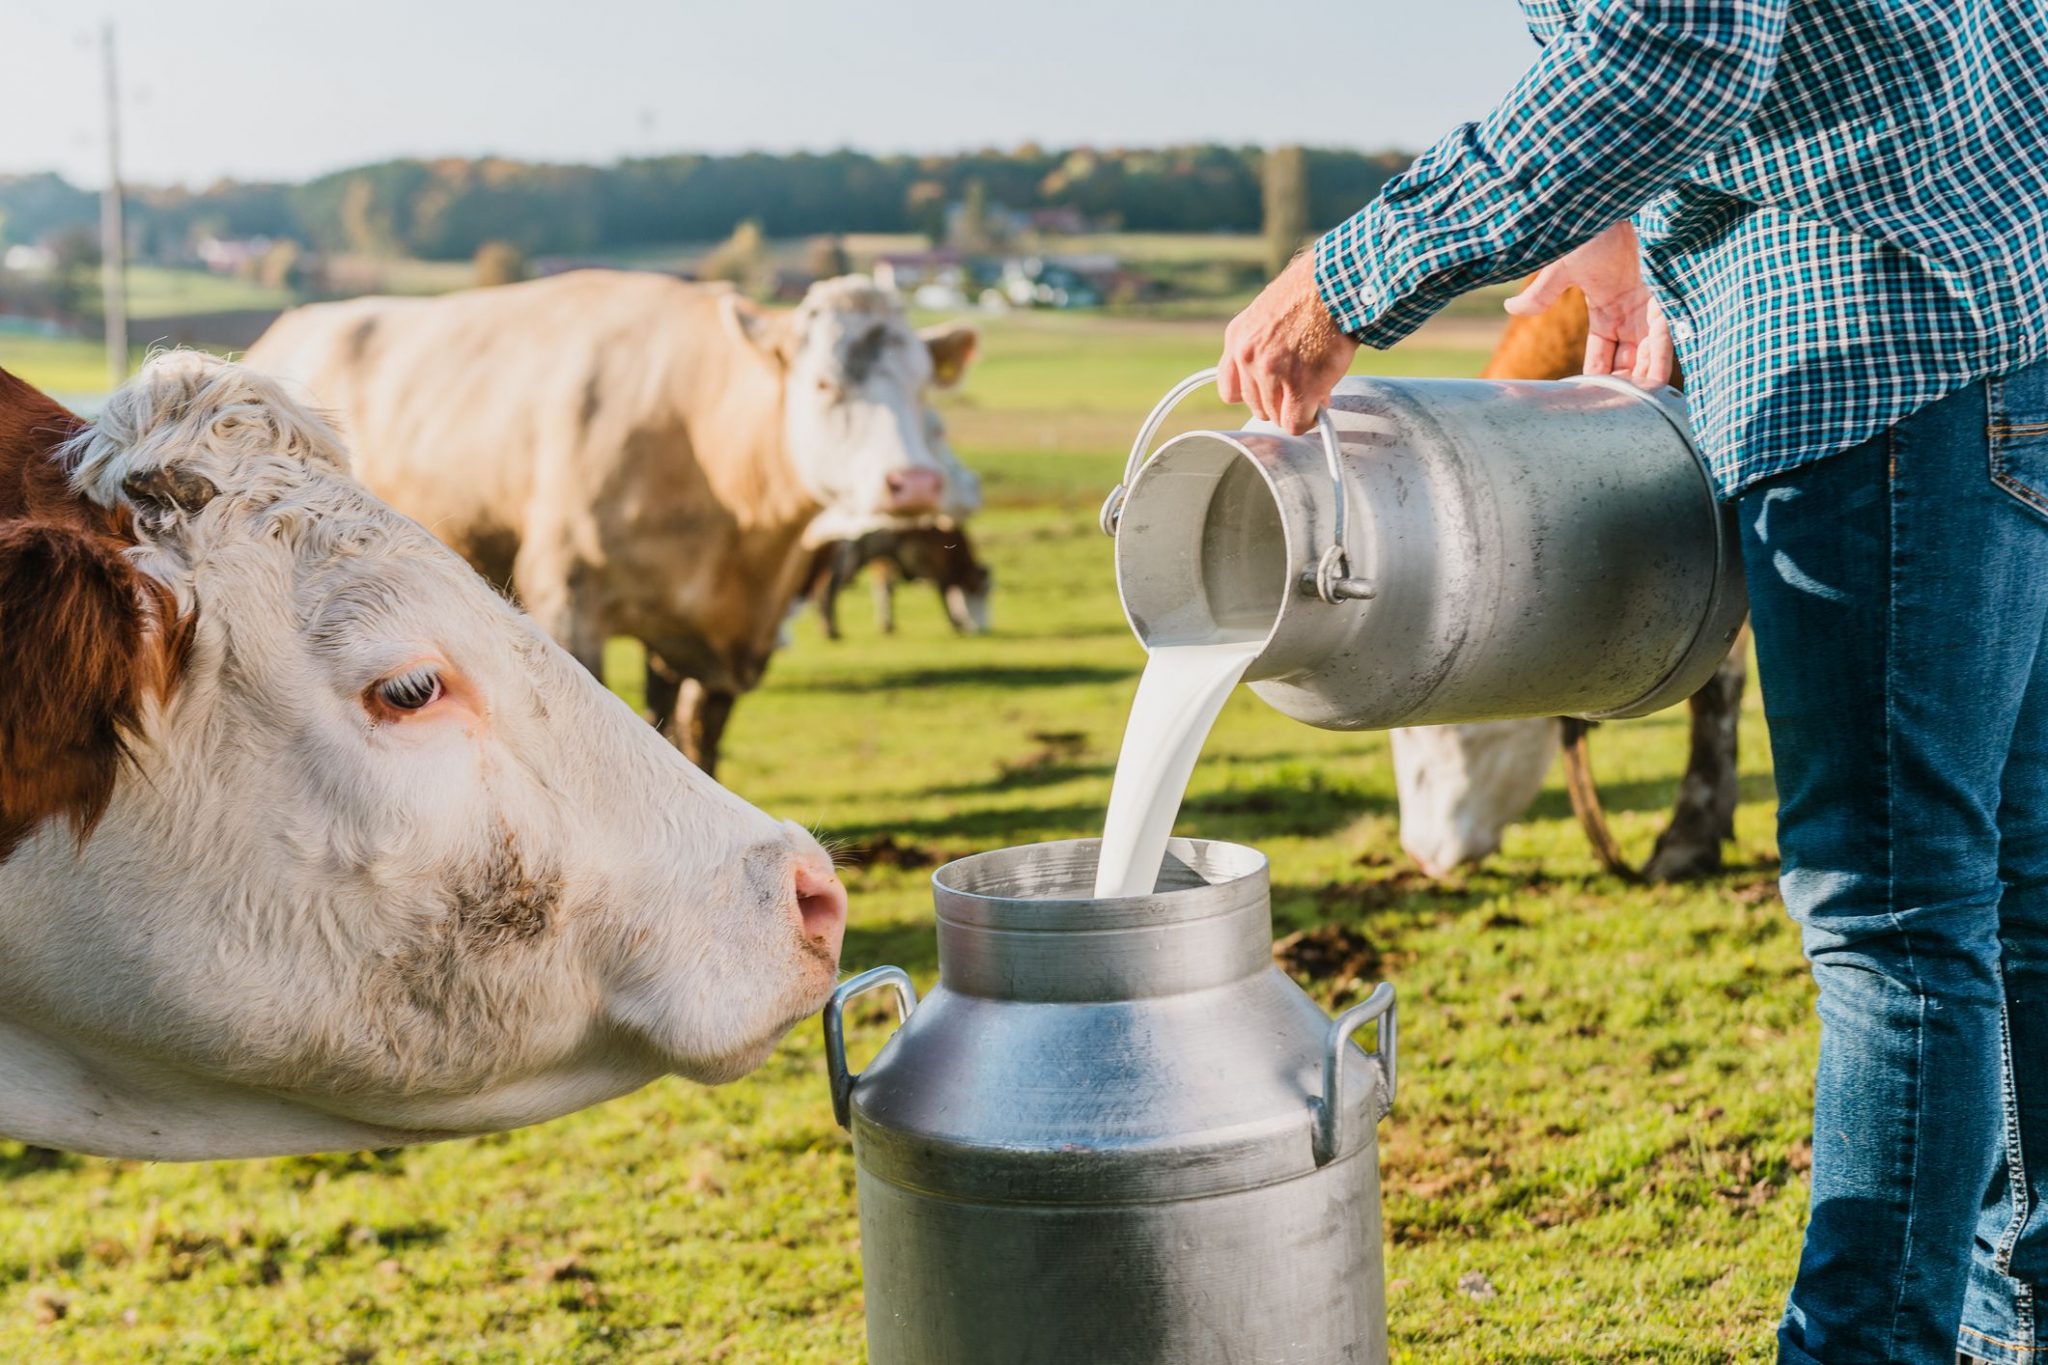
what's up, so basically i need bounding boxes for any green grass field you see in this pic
[0,333,137,400]
[0,311,1809,1363]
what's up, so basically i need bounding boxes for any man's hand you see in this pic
[1503,220,1674,388]
[1218,251,1358,434]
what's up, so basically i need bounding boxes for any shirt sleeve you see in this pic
[1314,0,1790,347]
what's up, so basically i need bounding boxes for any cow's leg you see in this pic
[813,542,863,642]
[942,582,974,633]
[810,565,844,642]
[644,650,684,734]
[1641,636,1749,881]
[514,543,607,678]
[673,680,738,777]
[871,561,899,634]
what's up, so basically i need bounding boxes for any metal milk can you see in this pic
[1102,369,1748,730]
[825,838,1396,1365]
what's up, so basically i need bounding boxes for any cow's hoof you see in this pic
[1640,837,1724,883]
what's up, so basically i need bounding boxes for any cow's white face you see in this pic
[728,277,976,517]
[1389,721,1559,877]
[0,353,846,1159]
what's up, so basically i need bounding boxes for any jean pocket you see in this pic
[1989,362,2048,521]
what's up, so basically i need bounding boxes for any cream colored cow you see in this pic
[249,271,977,774]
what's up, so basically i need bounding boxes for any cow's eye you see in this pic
[374,667,443,713]
[815,378,839,397]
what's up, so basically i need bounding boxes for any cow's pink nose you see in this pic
[795,863,848,960]
[885,467,943,512]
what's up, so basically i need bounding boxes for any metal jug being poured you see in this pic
[1102,368,1749,730]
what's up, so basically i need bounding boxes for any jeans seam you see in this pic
[1880,418,1927,1359]
[1962,1322,2045,1356]
[1997,996,2030,1279]
[1989,373,2048,519]
[1991,460,2048,518]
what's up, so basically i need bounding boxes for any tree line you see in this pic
[0,145,1410,262]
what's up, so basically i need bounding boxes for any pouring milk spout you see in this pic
[1105,367,1749,732]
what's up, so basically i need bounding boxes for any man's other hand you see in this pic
[1218,251,1359,434]
[1504,221,1674,389]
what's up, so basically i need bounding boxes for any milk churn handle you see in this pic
[1099,367,1369,607]
[823,965,917,1131]
[1312,981,1397,1166]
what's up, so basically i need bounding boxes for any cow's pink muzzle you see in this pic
[884,467,944,513]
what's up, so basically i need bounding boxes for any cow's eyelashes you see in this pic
[372,666,443,714]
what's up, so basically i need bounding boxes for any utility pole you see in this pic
[99,21,128,389]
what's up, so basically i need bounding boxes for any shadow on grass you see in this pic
[841,918,939,978]
[0,1142,76,1180]
[920,760,1115,797]
[825,778,1386,852]
[1178,780,1392,838]
[1525,771,1778,822]
[827,800,1107,849]
[778,663,1134,695]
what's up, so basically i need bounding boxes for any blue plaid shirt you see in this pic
[1313,0,2048,497]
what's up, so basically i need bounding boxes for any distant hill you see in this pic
[0,145,1413,263]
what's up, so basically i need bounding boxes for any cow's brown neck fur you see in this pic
[0,366,184,860]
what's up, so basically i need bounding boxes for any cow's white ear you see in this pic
[920,324,979,389]
[719,293,792,363]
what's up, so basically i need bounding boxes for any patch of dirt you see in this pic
[528,1253,597,1286]
[1730,878,1782,906]
[1273,924,1380,984]
[1457,1270,1499,1302]
[27,1287,67,1327]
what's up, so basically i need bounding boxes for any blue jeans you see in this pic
[1744,359,2048,1365]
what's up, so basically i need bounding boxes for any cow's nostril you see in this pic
[884,468,944,511]
[794,864,848,959]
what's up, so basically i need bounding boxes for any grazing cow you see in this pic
[802,521,994,639]
[0,353,847,1161]
[1390,284,1745,880]
[799,407,992,639]
[247,271,979,775]
[1390,719,1562,877]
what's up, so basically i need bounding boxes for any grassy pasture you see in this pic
[0,311,1810,1363]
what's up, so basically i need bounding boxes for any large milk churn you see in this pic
[1102,369,1748,730]
[824,838,1396,1365]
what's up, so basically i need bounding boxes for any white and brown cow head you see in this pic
[0,352,846,1161]
[724,275,977,517]
[1388,720,1560,877]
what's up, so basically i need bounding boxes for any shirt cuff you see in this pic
[1312,210,1444,350]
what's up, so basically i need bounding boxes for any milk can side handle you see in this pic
[823,965,917,1131]
[1312,981,1397,1166]
[1099,368,1371,606]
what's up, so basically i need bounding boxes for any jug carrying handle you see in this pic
[823,965,918,1131]
[1098,366,1372,606]
[1312,981,1397,1166]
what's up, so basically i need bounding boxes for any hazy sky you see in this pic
[3,1,1538,188]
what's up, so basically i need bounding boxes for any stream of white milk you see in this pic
[1092,638,1263,899]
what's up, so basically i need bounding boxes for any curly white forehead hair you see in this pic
[64,349,351,512]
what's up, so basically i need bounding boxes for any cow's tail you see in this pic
[1558,717,1642,883]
